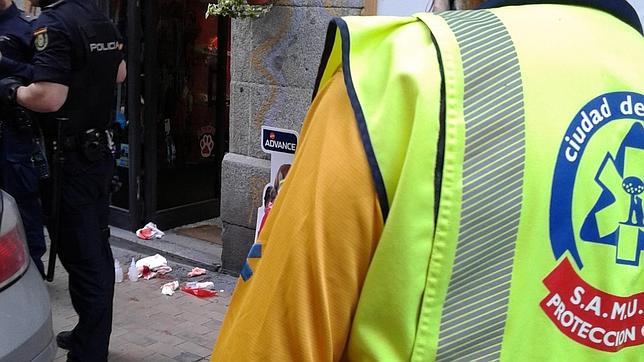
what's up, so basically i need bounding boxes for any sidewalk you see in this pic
[109,219,224,273]
[46,227,237,361]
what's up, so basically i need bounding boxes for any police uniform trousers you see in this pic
[44,150,115,362]
[0,124,47,276]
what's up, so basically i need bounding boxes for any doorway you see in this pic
[106,0,230,231]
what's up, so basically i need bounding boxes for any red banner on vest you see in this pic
[540,258,644,352]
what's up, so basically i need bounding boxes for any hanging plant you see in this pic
[206,0,273,19]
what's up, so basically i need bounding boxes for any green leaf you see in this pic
[206,0,273,19]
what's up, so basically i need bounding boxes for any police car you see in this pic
[0,190,56,361]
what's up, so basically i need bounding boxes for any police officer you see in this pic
[0,0,126,360]
[0,0,46,277]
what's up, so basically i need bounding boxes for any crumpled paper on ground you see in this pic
[161,281,179,296]
[181,281,217,298]
[187,267,207,277]
[181,287,217,298]
[184,281,214,289]
[136,254,172,279]
[136,222,165,240]
[142,265,172,280]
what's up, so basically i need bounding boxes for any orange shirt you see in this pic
[212,71,383,361]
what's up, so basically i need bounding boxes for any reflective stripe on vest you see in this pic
[432,10,526,361]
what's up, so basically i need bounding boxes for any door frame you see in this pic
[109,0,229,232]
[109,0,144,231]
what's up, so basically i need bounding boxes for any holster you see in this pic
[63,128,112,162]
[0,107,50,179]
[3,105,35,134]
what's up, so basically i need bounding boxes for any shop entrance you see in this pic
[104,0,229,231]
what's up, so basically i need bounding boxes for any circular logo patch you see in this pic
[549,92,644,270]
[541,92,644,353]
[34,30,48,51]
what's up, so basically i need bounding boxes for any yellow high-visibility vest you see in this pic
[316,4,644,360]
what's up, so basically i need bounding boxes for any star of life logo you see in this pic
[541,92,643,352]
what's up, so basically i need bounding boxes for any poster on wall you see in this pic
[253,126,299,243]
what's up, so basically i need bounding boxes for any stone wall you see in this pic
[221,0,364,273]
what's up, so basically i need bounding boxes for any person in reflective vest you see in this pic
[212,0,643,360]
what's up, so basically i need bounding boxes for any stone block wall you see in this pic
[221,0,364,273]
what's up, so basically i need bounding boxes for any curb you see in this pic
[109,227,224,274]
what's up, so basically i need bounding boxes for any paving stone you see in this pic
[187,335,217,351]
[108,341,153,361]
[151,341,187,359]
[173,351,203,362]
[145,330,187,346]
[175,341,213,358]
[142,352,175,362]
[122,332,158,347]
[47,245,237,361]
[175,311,209,324]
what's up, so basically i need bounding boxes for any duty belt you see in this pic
[62,128,110,150]
[61,128,114,162]
[1,106,36,134]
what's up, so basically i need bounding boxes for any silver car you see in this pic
[0,191,56,361]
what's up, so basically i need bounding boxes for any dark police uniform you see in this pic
[31,0,122,360]
[0,2,46,277]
